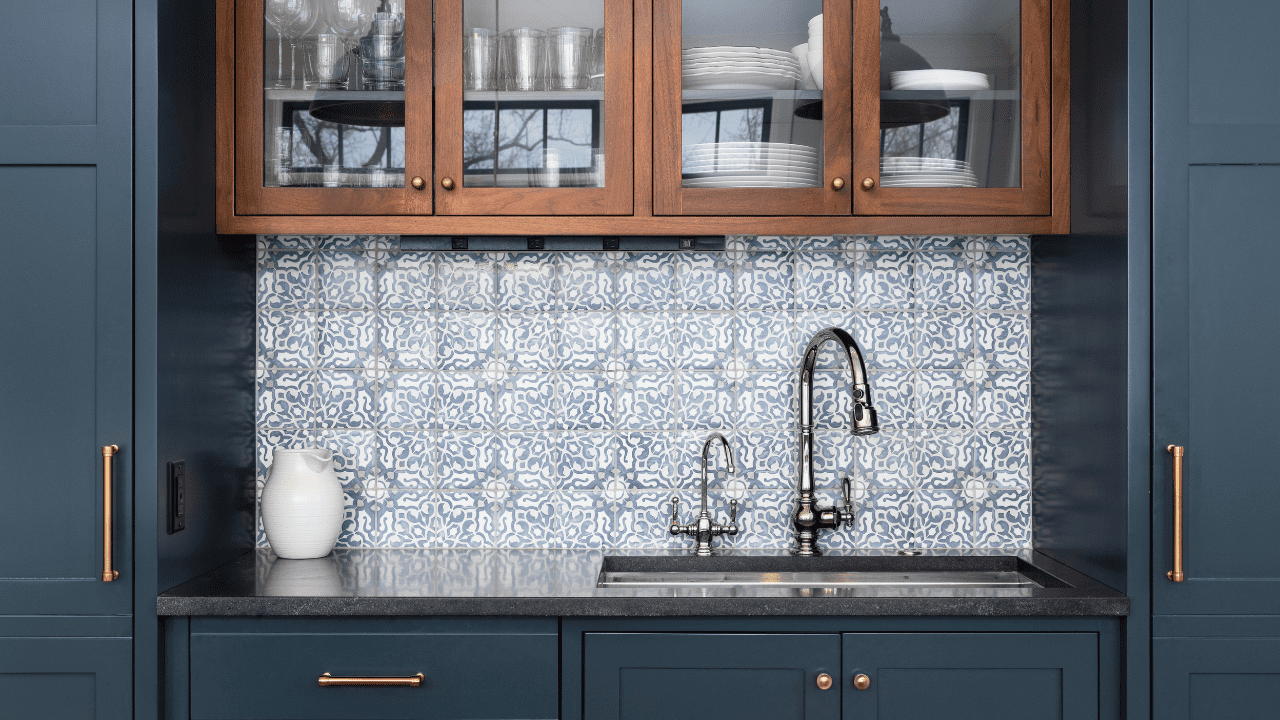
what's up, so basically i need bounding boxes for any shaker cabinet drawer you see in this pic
[190,617,558,720]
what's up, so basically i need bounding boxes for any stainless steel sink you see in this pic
[597,569,1041,589]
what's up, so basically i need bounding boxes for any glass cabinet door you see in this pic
[653,0,851,216]
[851,0,1053,215]
[434,0,633,215]
[236,0,432,215]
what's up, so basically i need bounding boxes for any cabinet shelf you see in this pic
[263,88,406,102]
[462,89,604,102]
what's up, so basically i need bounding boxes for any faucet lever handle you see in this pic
[841,477,855,529]
[668,495,684,536]
[727,499,739,535]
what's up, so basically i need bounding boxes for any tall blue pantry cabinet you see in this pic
[1151,0,1280,716]
[0,0,135,717]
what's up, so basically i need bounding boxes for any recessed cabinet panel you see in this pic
[1154,638,1280,720]
[0,637,132,720]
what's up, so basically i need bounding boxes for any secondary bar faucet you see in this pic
[670,432,739,556]
[792,327,879,556]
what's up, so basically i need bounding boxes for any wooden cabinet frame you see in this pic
[216,0,1069,234]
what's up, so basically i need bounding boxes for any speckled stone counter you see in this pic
[157,548,1128,617]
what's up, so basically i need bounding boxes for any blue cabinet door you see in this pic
[0,0,132,615]
[842,633,1098,720]
[582,633,841,720]
[1153,638,1280,719]
[0,636,131,719]
[1152,0,1280,616]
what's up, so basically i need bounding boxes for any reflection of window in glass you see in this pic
[462,101,599,184]
[282,102,404,169]
[681,100,771,148]
[880,100,969,160]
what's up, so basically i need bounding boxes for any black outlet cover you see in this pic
[167,461,186,534]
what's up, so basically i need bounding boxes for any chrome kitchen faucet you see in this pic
[670,432,739,555]
[792,327,880,556]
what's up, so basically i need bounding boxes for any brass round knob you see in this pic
[440,177,456,190]
[861,177,876,191]
[853,674,871,691]
[816,673,833,690]
[831,177,845,191]
[410,176,425,190]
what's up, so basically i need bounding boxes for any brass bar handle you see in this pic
[101,445,120,582]
[318,673,424,688]
[1167,444,1185,582]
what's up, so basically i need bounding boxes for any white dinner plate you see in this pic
[890,69,990,91]
[690,141,818,151]
[683,46,796,58]
[683,179,818,188]
[880,180,980,187]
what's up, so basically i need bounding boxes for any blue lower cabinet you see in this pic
[1154,637,1280,719]
[842,633,1098,720]
[582,633,842,720]
[0,637,131,720]
[188,617,558,720]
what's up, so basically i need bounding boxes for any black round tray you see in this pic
[307,99,405,127]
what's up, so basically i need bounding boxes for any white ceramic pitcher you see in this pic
[261,447,344,559]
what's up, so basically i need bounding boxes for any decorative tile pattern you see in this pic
[256,235,1032,550]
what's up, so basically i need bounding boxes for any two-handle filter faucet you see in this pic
[670,432,739,555]
[791,327,879,555]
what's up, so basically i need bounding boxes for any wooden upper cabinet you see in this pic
[433,0,633,215]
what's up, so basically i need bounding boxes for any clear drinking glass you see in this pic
[273,127,293,186]
[588,28,605,90]
[545,26,592,90]
[500,28,545,91]
[359,33,405,89]
[306,33,350,89]
[463,28,497,91]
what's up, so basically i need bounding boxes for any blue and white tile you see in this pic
[379,430,435,489]
[737,371,795,429]
[497,372,556,431]
[856,250,914,309]
[916,312,973,369]
[616,312,676,369]
[794,311,859,365]
[316,311,376,368]
[379,311,435,369]
[733,430,795,489]
[678,312,735,369]
[915,371,973,430]
[971,430,1029,488]
[615,253,675,311]
[494,492,559,547]
[336,488,379,547]
[615,431,676,489]
[967,488,1031,547]
[558,492,612,548]
[315,428,376,489]
[615,490,686,548]
[557,253,614,311]
[315,235,366,250]
[257,369,315,428]
[917,236,967,251]
[859,311,914,369]
[810,370,854,430]
[497,252,556,311]
[435,492,493,547]
[674,430,722,492]
[378,252,436,309]
[558,433,615,490]
[256,427,315,486]
[497,432,558,490]
[975,313,1029,368]
[851,429,913,487]
[812,428,858,484]
[556,372,615,430]
[377,492,440,546]
[437,253,496,310]
[732,490,792,548]
[258,310,315,368]
[868,369,917,429]
[317,252,376,309]
[736,311,794,370]
[616,372,675,430]
[915,250,973,310]
[915,488,967,548]
[678,372,736,429]
[736,252,794,310]
[378,371,436,429]
[793,235,844,251]
[855,489,916,548]
[437,432,494,489]
[498,313,557,371]
[558,312,615,370]
[437,312,495,370]
[975,251,1029,311]
[315,370,377,428]
[437,372,495,430]
[975,370,1029,428]
[260,235,315,249]
[912,430,968,489]
[676,253,734,310]
[989,236,1029,252]
[740,235,794,251]
[258,251,316,310]
[796,252,856,309]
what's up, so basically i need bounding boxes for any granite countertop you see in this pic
[157,548,1128,617]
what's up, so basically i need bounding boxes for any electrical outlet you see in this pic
[167,461,186,534]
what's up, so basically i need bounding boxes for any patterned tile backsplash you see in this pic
[257,235,1031,550]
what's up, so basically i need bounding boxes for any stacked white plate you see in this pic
[682,46,802,91]
[890,69,990,92]
[683,142,819,188]
[880,157,979,188]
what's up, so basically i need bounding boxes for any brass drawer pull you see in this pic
[318,673,424,687]
[1167,444,1185,582]
[102,445,119,582]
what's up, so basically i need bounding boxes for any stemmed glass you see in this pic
[324,0,379,49]
[265,0,319,89]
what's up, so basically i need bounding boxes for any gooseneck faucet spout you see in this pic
[792,327,880,556]
[670,433,739,555]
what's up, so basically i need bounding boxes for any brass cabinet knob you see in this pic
[440,177,456,190]
[853,674,871,691]
[831,177,845,191]
[816,673,833,690]
[410,176,425,190]
[861,177,876,191]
